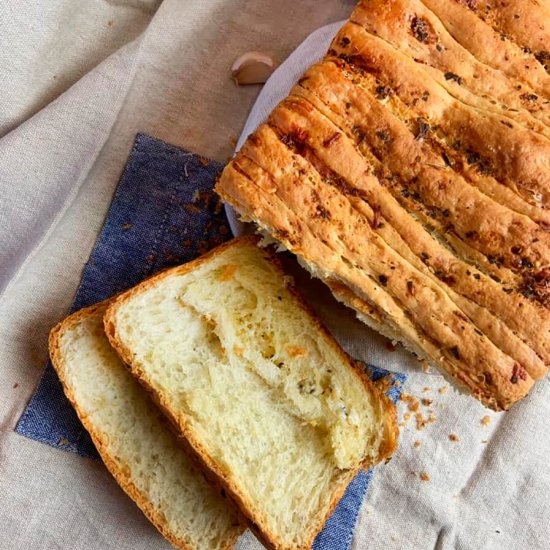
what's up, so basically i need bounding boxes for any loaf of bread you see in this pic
[104,236,397,550]
[49,302,244,550]
[216,0,550,410]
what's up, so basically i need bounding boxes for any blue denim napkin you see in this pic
[16,133,405,549]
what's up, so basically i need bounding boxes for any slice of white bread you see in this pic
[104,236,398,550]
[49,302,244,550]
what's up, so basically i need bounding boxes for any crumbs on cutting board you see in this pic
[449,433,459,442]
[481,415,491,427]
[420,472,430,482]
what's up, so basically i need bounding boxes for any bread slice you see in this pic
[49,302,244,550]
[104,236,398,550]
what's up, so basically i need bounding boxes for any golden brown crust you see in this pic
[104,236,398,550]
[291,60,550,281]
[330,22,550,209]
[467,0,550,66]
[420,0,550,98]
[216,0,550,411]
[275,79,550,374]
[49,302,242,550]
[351,0,550,129]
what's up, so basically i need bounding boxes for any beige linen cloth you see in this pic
[0,1,548,549]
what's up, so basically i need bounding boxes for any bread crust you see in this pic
[216,0,550,410]
[465,0,550,63]
[420,0,550,98]
[104,236,398,550]
[290,61,550,283]
[49,302,243,550]
[268,87,550,373]
[330,22,550,208]
[351,0,550,129]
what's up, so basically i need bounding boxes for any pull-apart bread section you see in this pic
[49,303,244,550]
[104,237,397,550]
[216,0,550,411]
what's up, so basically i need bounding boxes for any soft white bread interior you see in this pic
[49,302,244,550]
[104,236,398,550]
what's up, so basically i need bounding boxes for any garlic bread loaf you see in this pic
[49,302,244,550]
[104,236,397,550]
[216,0,550,410]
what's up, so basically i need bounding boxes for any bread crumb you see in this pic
[373,375,393,394]
[58,438,69,446]
[423,387,431,393]
[421,398,432,406]
[400,392,421,412]
[420,472,430,482]
[414,440,421,448]
[13,382,19,389]
[122,223,132,230]
[400,412,412,428]
[409,399,420,412]
[420,360,430,373]
[415,413,425,430]
[438,386,448,394]
[481,415,491,427]
[481,439,488,444]
[393,379,402,387]
[184,204,201,214]
[107,20,114,27]
[198,156,210,166]
[449,433,459,442]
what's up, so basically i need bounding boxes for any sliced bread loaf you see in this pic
[49,302,244,550]
[104,236,398,550]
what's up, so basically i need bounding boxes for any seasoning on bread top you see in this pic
[216,0,550,411]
